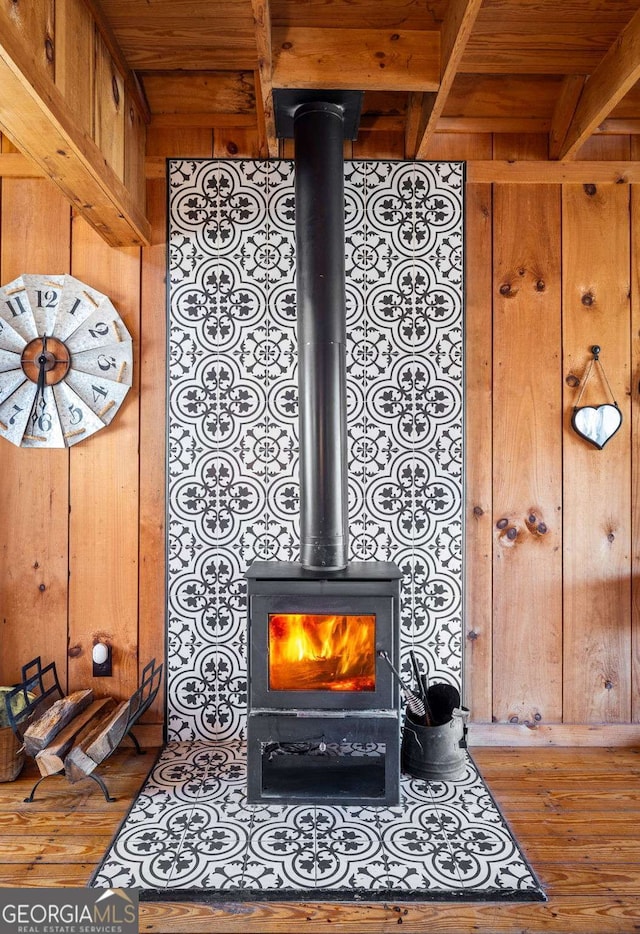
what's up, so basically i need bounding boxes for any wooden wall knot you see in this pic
[496,517,520,545]
[581,291,595,307]
[583,183,597,196]
[44,36,54,64]
[522,714,542,728]
[499,283,515,297]
[525,511,548,536]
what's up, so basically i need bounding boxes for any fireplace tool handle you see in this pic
[378,650,431,726]
[409,648,435,725]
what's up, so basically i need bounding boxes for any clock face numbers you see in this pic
[0,274,133,448]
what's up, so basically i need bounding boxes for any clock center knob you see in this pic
[21,336,71,385]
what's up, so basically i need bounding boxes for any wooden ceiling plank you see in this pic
[251,0,278,157]
[0,5,149,246]
[549,74,587,159]
[560,6,640,159]
[438,116,551,134]
[105,31,258,72]
[270,0,442,31]
[271,27,440,93]
[151,113,257,129]
[98,0,257,70]
[414,0,484,159]
[361,114,406,133]
[599,117,640,134]
[143,73,255,116]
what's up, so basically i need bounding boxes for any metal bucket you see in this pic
[401,707,469,781]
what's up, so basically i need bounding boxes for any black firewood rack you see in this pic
[3,655,163,802]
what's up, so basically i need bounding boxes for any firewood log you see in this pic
[34,698,114,777]
[64,701,129,783]
[23,690,93,756]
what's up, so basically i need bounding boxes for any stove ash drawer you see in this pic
[247,712,401,807]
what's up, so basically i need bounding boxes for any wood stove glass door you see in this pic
[249,594,397,711]
[268,611,376,692]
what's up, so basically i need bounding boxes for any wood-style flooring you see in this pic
[0,745,639,932]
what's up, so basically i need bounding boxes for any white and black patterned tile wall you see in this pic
[167,159,464,743]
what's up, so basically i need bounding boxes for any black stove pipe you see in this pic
[294,101,349,571]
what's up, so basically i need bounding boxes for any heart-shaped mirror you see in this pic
[571,404,622,450]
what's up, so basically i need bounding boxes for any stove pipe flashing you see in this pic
[275,90,363,572]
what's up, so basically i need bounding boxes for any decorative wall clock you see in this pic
[0,274,133,447]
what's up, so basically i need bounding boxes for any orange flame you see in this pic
[268,613,376,692]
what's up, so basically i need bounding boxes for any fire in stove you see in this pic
[268,613,376,692]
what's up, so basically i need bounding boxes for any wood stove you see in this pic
[246,561,401,806]
[244,90,402,806]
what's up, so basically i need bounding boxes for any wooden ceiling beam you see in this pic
[0,0,149,247]
[272,27,440,93]
[468,160,640,184]
[559,6,640,160]
[549,75,586,159]
[7,153,640,185]
[413,0,483,160]
[251,0,278,157]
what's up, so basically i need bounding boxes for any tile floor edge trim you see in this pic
[85,747,165,889]
[136,886,548,903]
[465,752,547,900]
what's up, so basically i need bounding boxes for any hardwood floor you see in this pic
[0,746,639,932]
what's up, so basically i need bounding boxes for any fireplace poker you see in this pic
[378,650,431,726]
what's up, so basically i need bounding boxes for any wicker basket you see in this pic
[0,687,31,782]
[0,726,23,782]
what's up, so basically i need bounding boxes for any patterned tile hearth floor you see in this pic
[90,741,545,902]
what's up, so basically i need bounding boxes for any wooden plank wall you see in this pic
[2,125,640,744]
[465,134,640,743]
[0,130,168,736]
